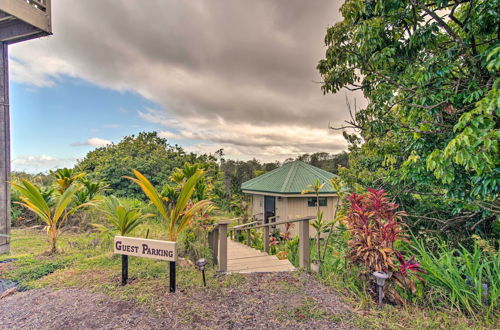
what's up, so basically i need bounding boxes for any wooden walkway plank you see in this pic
[226,240,295,273]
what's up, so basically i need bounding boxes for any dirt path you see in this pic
[0,288,172,329]
[0,273,357,329]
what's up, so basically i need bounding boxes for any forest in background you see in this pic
[11,131,349,218]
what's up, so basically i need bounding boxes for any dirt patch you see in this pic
[0,272,357,329]
[0,288,172,329]
[160,272,357,329]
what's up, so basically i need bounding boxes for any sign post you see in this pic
[114,236,177,292]
[121,255,128,286]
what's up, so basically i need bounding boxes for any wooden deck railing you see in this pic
[208,215,315,272]
[207,220,232,273]
[228,215,315,270]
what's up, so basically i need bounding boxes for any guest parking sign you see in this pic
[114,236,177,292]
[114,236,177,261]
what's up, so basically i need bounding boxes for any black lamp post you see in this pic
[372,271,389,308]
[195,258,208,287]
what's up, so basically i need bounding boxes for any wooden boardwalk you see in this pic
[227,240,295,273]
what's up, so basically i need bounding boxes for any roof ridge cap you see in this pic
[241,163,285,187]
[281,161,297,192]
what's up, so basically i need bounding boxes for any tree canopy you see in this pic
[318,0,499,238]
[76,132,217,198]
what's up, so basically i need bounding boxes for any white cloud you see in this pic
[12,154,77,173]
[9,1,365,160]
[158,130,182,140]
[71,137,112,147]
[145,108,347,161]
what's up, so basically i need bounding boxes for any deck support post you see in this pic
[213,227,219,265]
[217,221,230,273]
[246,229,251,246]
[208,230,214,252]
[0,43,10,255]
[299,218,310,269]
[263,226,269,253]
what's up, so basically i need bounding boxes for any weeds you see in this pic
[413,238,499,320]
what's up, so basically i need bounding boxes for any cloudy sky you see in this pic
[9,0,361,173]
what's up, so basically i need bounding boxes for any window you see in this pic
[307,197,327,207]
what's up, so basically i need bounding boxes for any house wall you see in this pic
[277,196,339,238]
[248,193,339,238]
[251,194,264,220]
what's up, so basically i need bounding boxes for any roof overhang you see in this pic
[242,190,338,197]
[0,0,51,44]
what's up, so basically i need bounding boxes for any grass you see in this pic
[0,227,243,306]
[0,228,496,329]
[274,297,333,322]
[413,238,499,320]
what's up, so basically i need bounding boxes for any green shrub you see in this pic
[413,238,499,319]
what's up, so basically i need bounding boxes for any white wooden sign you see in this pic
[114,236,177,262]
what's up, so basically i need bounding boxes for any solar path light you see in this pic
[196,258,208,287]
[372,271,389,308]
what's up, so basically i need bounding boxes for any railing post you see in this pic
[246,228,251,246]
[263,226,269,253]
[213,226,219,265]
[217,220,231,273]
[299,218,310,270]
[208,230,214,250]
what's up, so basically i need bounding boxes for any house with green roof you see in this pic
[241,160,338,236]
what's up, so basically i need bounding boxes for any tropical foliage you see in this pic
[413,237,499,319]
[302,179,330,263]
[126,169,212,241]
[93,195,153,236]
[318,0,499,239]
[51,168,85,194]
[11,180,94,253]
[344,189,408,273]
[76,132,218,199]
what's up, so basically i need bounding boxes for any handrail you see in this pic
[249,216,314,229]
[231,220,261,230]
[229,217,275,231]
[228,215,315,270]
[229,215,314,231]
[208,218,239,232]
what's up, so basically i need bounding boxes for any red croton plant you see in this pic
[344,188,425,304]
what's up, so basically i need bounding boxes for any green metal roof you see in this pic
[241,160,336,195]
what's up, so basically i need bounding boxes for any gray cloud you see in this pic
[10,0,364,159]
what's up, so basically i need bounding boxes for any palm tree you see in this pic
[93,195,153,236]
[12,180,93,253]
[50,168,85,194]
[126,169,211,241]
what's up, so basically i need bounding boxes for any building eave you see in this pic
[242,189,338,197]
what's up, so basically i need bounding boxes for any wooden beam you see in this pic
[230,216,315,230]
[218,222,228,273]
[0,15,14,23]
[298,218,310,269]
[0,0,51,33]
[263,226,269,253]
[0,20,42,43]
[0,42,9,254]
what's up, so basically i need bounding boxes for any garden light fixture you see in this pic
[196,258,208,287]
[372,271,389,308]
